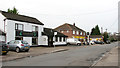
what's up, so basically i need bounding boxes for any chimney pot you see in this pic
[73,23,75,26]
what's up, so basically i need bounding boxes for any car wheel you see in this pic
[2,53,7,55]
[77,43,81,46]
[16,47,20,53]
[25,49,29,52]
[67,43,70,45]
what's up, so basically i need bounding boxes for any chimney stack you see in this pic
[73,23,75,26]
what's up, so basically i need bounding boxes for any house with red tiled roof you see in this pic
[54,23,86,41]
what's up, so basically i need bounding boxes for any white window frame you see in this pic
[80,32,82,35]
[61,31,64,33]
[67,30,69,33]
[73,30,75,34]
[77,31,79,35]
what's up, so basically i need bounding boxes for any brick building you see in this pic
[54,23,86,41]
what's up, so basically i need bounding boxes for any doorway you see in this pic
[32,38,38,45]
[48,36,53,47]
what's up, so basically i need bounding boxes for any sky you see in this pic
[0,0,119,34]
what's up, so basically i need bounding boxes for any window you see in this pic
[59,37,62,42]
[61,31,64,33]
[84,32,86,35]
[55,37,58,42]
[63,37,66,42]
[77,31,79,35]
[15,24,23,30]
[32,26,38,31]
[67,30,69,33]
[73,30,75,34]
[80,32,82,35]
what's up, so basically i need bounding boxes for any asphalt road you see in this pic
[3,42,118,66]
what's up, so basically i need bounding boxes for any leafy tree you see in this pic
[90,25,101,35]
[103,32,109,42]
[7,7,19,14]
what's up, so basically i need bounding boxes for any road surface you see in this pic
[3,42,118,66]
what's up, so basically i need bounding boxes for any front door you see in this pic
[48,36,53,47]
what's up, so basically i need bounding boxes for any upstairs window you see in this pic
[61,31,64,33]
[80,32,82,35]
[73,30,75,34]
[32,26,38,31]
[67,30,69,33]
[76,31,79,35]
[15,24,23,30]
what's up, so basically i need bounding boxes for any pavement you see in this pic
[93,45,118,66]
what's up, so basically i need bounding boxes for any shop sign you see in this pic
[16,30,38,37]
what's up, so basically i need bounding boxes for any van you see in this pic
[67,38,81,45]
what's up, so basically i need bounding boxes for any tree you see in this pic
[90,25,101,35]
[103,32,109,42]
[7,7,19,14]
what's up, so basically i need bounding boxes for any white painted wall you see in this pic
[0,13,6,32]
[6,20,15,43]
[0,35,5,41]
[5,20,43,45]
[40,36,48,45]
[53,37,67,45]
[23,37,32,45]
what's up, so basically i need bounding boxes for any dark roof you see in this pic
[55,23,86,32]
[90,35,103,38]
[0,11,44,25]
[0,30,6,35]
[42,28,68,37]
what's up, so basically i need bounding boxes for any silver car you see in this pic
[7,40,30,53]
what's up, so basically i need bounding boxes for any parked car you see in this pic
[0,41,9,55]
[89,41,95,45]
[94,41,104,44]
[7,40,30,53]
[105,40,111,44]
[67,38,81,45]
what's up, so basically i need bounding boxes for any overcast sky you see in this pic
[0,0,119,34]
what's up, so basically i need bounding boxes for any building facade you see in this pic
[42,28,68,46]
[0,11,44,46]
[55,23,86,42]
[0,30,6,41]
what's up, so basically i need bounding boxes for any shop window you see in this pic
[15,37,23,40]
[63,37,66,42]
[59,37,62,42]
[55,37,58,42]
[32,38,38,45]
